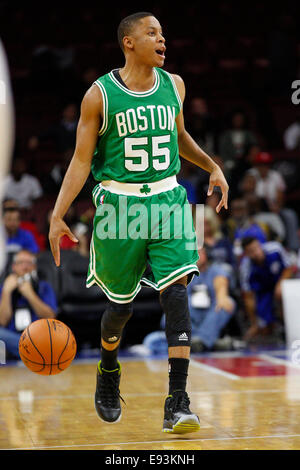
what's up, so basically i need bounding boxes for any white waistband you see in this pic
[99,175,179,196]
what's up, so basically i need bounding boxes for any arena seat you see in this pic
[58,250,106,319]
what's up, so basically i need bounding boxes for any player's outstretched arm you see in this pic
[173,74,229,213]
[49,85,103,266]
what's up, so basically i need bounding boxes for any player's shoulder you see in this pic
[80,81,104,115]
[169,73,185,87]
[164,72,185,102]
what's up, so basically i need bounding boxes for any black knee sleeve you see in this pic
[160,284,191,347]
[101,301,133,344]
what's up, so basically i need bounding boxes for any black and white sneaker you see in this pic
[163,390,200,434]
[95,360,124,423]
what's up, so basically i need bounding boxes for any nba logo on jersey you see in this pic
[99,194,105,205]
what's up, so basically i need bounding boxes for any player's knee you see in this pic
[101,300,133,344]
[160,283,191,347]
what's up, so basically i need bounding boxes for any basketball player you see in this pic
[0,40,14,273]
[49,12,229,434]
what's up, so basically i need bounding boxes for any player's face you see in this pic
[129,16,166,67]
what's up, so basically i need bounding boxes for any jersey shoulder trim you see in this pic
[163,70,183,109]
[93,79,108,136]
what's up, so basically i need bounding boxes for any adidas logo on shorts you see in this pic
[178,332,188,341]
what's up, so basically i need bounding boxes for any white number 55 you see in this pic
[124,135,170,171]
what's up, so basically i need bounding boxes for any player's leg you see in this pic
[159,276,200,434]
[89,187,148,423]
[141,184,200,432]
[95,300,133,423]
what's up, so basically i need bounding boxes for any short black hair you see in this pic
[241,236,258,250]
[117,11,154,52]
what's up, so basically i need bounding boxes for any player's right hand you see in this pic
[49,216,78,267]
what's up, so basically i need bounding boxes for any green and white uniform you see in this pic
[87,67,199,303]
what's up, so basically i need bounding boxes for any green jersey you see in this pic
[92,67,182,183]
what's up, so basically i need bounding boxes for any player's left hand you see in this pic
[207,167,229,213]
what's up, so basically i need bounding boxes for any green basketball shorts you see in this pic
[86,177,199,303]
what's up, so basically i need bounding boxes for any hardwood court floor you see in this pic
[1,351,300,450]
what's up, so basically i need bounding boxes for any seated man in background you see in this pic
[188,245,236,352]
[0,249,57,359]
[240,236,296,341]
[223,198,268,262]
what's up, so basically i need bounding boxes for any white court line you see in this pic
[190,358,240,381]
[0,388,285,402]
[259,354,300,370]
[3,433,300,450]
[192,351,244,359]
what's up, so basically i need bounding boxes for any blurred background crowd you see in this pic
[1,1,300,358]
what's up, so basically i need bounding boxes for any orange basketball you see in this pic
[18,319,77,375]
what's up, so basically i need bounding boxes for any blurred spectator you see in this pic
[240,237,295,341]
[247,152,286,208]
[270,199,300,254]
[0,250,57,359]
[243,194,286,243]
[247,152,299,252]
[283,116,300,150]
[222,198,268,260]
[28,103,78,154]
[188,246,236,352]
[3,157,43,209]
[186,97,217,155]
[219,110,257,173]
[3,199,46,252]
[202,206,234,266]
[4,208,39,258]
